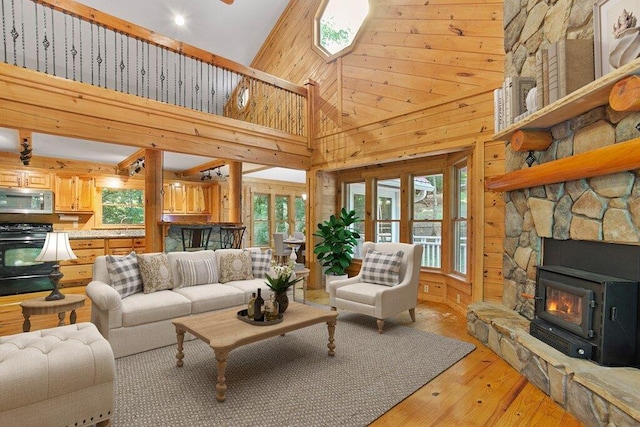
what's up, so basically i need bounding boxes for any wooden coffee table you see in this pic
[172,302,338,402]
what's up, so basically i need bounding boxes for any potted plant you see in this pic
[313,208,361,289]
[264,261,303,313]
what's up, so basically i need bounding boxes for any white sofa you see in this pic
[87,249,276,358]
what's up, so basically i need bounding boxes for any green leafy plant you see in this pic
[264,262,303,294]
[313,208,361,276]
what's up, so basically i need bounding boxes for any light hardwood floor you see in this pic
[0,287,583,426]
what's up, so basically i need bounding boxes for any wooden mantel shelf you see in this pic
[493,58,640,141]
[485,136,640,192]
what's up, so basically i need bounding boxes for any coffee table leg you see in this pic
[326,319,336,356]
[175,329,185,367]
[58,311,66,326]
[70,309,77,324]
[215,350,229,402]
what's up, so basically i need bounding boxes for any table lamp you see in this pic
[34,232,77,301]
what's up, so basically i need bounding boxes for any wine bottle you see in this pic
[253,288,265,321]
[247,292,256,319]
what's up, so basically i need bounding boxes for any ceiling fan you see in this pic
[220,0,234,4]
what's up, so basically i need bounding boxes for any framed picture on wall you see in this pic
[594,0,640,78]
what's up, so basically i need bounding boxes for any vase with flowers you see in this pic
[265,260,303,314]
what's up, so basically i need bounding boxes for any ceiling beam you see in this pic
[117,148,146,175]
[177,159,227,178]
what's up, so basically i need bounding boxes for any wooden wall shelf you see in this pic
[485,136,640,192]
[493,58,640,141]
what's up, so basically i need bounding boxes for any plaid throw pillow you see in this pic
[177,258,218,287]
[251,249,272,278]
[106,251,143,298]
[361,249,404,287]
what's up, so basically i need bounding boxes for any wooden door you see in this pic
[0,171,22,187]
[54,175,77,211]
[24,171,51,189]
[75,176,94,211]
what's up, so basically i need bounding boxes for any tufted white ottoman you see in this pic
[0,322,115,426]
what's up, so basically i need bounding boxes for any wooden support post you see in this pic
[609,75,640,112]
[228,161,242,224]
[510,130,552,152]
[144,149,163,252]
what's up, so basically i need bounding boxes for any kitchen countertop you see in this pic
[67,229,145,239]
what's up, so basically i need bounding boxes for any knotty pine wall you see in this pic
[252,0,506,308]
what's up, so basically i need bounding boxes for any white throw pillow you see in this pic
[361,249,404,287]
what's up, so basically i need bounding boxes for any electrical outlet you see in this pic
[456,293,461,303]
[423,284,429,293]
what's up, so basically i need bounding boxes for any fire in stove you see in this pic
[545,287,582,326]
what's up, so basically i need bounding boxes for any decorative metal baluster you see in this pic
[192,58,196,110]
[50,6,55,76]
[140,40,145,97]
[154,44,158,101]
[119,32,125,93]
[146,40,150,98]
[178,51,182,106]
[103,25,107,88]
[2,0,7,64]
[126,33,129,93]
[159,46,164,102]
[20,0,24,67]
[113,30,117,91]
[96,24,102,86]
[42,3,49,74]
[10,0,19,66]
[63,12,68,78]
[135,38,139,96]
[199,60,203,112]
[70,14,76,80]
[78,16,83,82]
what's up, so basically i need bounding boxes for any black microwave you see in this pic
[0,188,54,214]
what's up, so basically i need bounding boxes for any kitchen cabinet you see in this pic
[59,239,104,287]
[55,175,94,212]
[162,183,186,213]
[106,237,146,255]
[0,170,51,189]
[186,184,210,214]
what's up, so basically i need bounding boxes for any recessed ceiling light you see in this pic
[174,15,185,26]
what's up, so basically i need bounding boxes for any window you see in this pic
[345,181,366,258]
[275,195,290,233]
[294,196,306,233]
[453,164,468,275]
[375,178,400,243]
[253,194,270,246]
[412,174,443,268]
[313,0,369,61]
[101,189,144,225]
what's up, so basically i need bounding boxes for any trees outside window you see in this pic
[275,195,290,233]
[313,0,369,61]
[453,164,468,275]
[253,194,270,246]
[345,181,366,258]
[375,178,400,243]
[294,196,306,233]
[102,189,144,225]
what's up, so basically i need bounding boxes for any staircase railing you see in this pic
[0,0,307,137]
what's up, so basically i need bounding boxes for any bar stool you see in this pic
[219,226,246,249]
[181,227,212,251]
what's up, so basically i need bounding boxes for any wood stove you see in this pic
[531,265,638,366]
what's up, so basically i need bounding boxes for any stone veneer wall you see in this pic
[504,109,640,318]
[502,0,640,318]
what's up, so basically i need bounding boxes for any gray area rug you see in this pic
[114,312,475,426]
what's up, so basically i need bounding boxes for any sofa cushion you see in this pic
[176,257,218,287]
[173,284,245,314]
[336,282,382,305]
[361,249,404,286]
[218,250,254,283]
[250,249,272,278]
[223,278,273,301]
[120,290,191,327]
[137,253,174,293]
[106,251,143,298]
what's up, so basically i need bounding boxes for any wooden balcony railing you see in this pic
[0,0,307,137]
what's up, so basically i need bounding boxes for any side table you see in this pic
[292,268,310,303]
[20,294,87,332]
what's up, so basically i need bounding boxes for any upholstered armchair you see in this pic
[328,242,423,333]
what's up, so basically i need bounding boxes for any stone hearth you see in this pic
[467,302,640,426]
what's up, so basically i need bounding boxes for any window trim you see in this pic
[451,160,469,277]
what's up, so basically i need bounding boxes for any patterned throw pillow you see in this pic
[177,257,218,287]
[218,251,254,283]
[361,249,405,287]
[106,251,143,298]
[137,253,174,293]
[251,249,272,278]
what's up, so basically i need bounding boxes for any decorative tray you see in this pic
[237,309,283,326]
